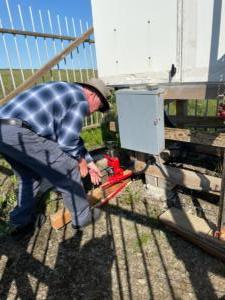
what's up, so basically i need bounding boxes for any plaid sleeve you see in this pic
[57,101,93,163]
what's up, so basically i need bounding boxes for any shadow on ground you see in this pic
[0,228,114,300]
[1,194,225,299]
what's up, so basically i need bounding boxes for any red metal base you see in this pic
[94,154,133,207]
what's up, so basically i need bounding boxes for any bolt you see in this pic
[115,60,118,64]
[147,20,150,24]
[113,28,117,32]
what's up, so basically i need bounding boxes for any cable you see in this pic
[132,156,156,176]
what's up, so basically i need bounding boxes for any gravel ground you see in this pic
[1,180,225,300]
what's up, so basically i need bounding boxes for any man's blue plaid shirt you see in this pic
[0,81,93,162]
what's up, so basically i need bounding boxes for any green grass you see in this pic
[0,68,97,98]
[166,99,220,116]
[81,127,103,150]
[135,233,151,248]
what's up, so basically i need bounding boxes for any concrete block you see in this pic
[146,184,176,202]
[145,174,176,190]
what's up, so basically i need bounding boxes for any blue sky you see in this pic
[0,0,94,69]
[0,0,92,29]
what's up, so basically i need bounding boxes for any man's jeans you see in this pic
[0,124,90,227]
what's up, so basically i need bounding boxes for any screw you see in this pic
[115,60,118,64]
[147,20,150,24]
[113,28,117,32]
[154,119,158,125]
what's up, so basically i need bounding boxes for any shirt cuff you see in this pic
[84,152,93,163]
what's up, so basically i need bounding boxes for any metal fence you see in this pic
[0,0,102,129]
[164,97,225,130]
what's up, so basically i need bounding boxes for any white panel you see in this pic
[181,0,225,83]
[182,0,214,82]
[91,0,177,85]
[91,0,225,85]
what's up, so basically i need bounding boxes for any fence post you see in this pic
[176,100,187,128]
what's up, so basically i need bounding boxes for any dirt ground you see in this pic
[1,180,225,300]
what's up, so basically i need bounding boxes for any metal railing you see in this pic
[164,97,225,130]
[0,0,102,129]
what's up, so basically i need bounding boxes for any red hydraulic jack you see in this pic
[50,154,133,230]
[93,154,133,207]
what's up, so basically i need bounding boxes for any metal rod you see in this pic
[216,98,220,115]
[39,9,53,80]
[29,6,42,67]
[18,4,34,75]
[0,18,16,89]
[89,25,98,78]
[80,19,89,80]
[0,27,93,105]
[66,19,77,82]
[57,15,69,82]
[65,16,76,82]
[72,18,83,82]
[40,10,61,81]
[39,10,49,61]
[69,50,77,81]
[0,27,93,43]
[0,73,6,97]
[84,115,88,127]
[205,99,209,116]
[84,22,94,125]
[5,0,25,82]
[86,21,96,78]
[48,10,61,81]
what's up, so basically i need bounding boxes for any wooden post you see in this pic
[176,100,187,128]
[217,150,225,232]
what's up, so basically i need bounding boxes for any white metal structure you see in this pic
[91,0,225,86]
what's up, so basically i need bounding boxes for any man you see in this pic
[0,78,111,238]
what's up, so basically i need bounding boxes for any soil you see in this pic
[1,180,225,300]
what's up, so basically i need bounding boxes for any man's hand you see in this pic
[78,158,88,178]
[88,161,102,185]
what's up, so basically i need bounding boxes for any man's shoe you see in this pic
[35,213,46,229]
[71,207,102,230]
[9,222,36,241]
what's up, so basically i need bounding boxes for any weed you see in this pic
[120,192,134,205]
[45,191,63,214]
[81,127,103,150]
[10,175,17,185]
[147,205,161,219]
[132,232,152,252]
[6,190,16,208]
[0,194,6,210]
[0,220,10,236]
[119,182,143,205]
[138,232,152,245]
